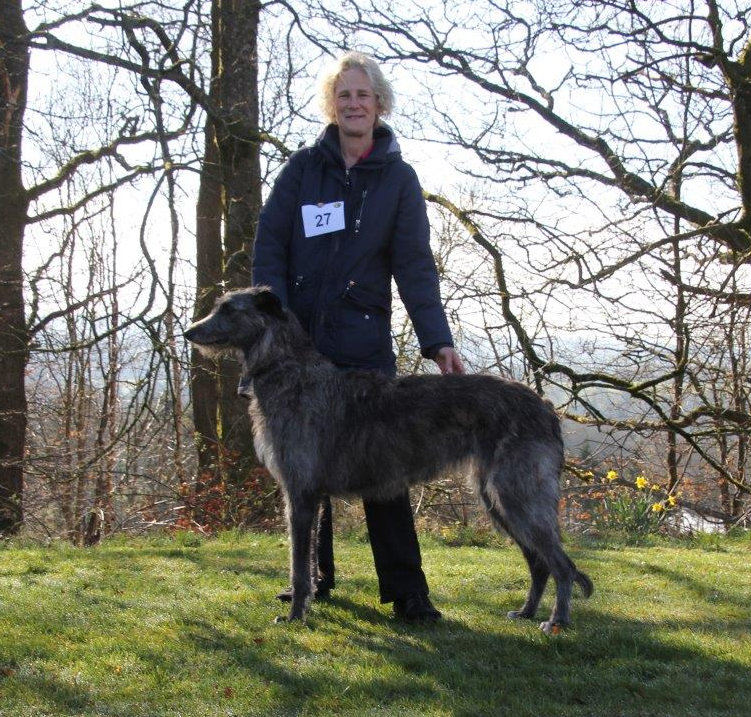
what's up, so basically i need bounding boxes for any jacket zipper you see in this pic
[354,189,368,238]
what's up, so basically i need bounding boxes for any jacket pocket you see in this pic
[336,281,392,363]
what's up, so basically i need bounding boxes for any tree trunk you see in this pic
[190,0,263,527]
[215,1,263,494]
[667,170,686,496]
[94,261,118,535]
[0,2,29,535]
[190,55,223,525]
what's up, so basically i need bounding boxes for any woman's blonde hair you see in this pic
[318,51,395,125]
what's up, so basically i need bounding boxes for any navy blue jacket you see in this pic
[252,123,453,372]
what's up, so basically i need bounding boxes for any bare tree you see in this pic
[2,0,315,536]
[189,0,265,528]
[0,0,30,534]
[295,0,751,522]
[1,1,208,535]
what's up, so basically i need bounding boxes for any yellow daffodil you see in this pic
[652,484,661,491]
[606,470,618,482]
[635,475,648,490]
[651,502,665,513]
[667,495,677,507]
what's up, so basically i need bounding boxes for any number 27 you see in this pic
[315,213,331,227]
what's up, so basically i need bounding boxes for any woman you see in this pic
[252,51,464,622]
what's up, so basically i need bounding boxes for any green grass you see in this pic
[0,531,749,716]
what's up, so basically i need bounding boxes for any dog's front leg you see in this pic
[278,492,317,623]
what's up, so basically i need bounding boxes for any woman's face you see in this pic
[334,68,378,138]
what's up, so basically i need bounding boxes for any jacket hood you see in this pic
[315,122,401,169]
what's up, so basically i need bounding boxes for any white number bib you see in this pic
[301,201,345,238]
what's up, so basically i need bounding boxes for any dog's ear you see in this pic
[253,290,285,319]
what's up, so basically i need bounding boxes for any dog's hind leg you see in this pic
[539,546,593,632]
[507,545,550,621]
[534,539,576,633]
[279,491,317,622]
[482,450,591,633]
[505,512,590,633]
[479,486,550,621]
[504,511,576,633]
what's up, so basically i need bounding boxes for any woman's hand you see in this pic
[434,347,465,375]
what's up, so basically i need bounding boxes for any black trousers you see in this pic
[315,492,430,603]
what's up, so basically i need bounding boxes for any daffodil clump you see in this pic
[633,473,680,516]
[591,469,680,536]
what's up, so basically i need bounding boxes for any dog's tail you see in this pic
[575,570,594,598]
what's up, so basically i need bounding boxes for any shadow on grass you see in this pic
[0,671,96,715]
[178,592,750,717]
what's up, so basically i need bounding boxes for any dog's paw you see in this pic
[507,609,535,621]
[539,620,564,635]
[273,614,307,625]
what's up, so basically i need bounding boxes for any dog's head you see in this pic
[185,286,286,359]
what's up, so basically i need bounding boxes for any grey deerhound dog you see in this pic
[185,287,593,632]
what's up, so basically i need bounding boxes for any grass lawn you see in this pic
[0,530,749,716]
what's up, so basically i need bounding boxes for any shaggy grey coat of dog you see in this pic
[185,287,593,632]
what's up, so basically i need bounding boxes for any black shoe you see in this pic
[393,593,442,623]
[275,580,332,603]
